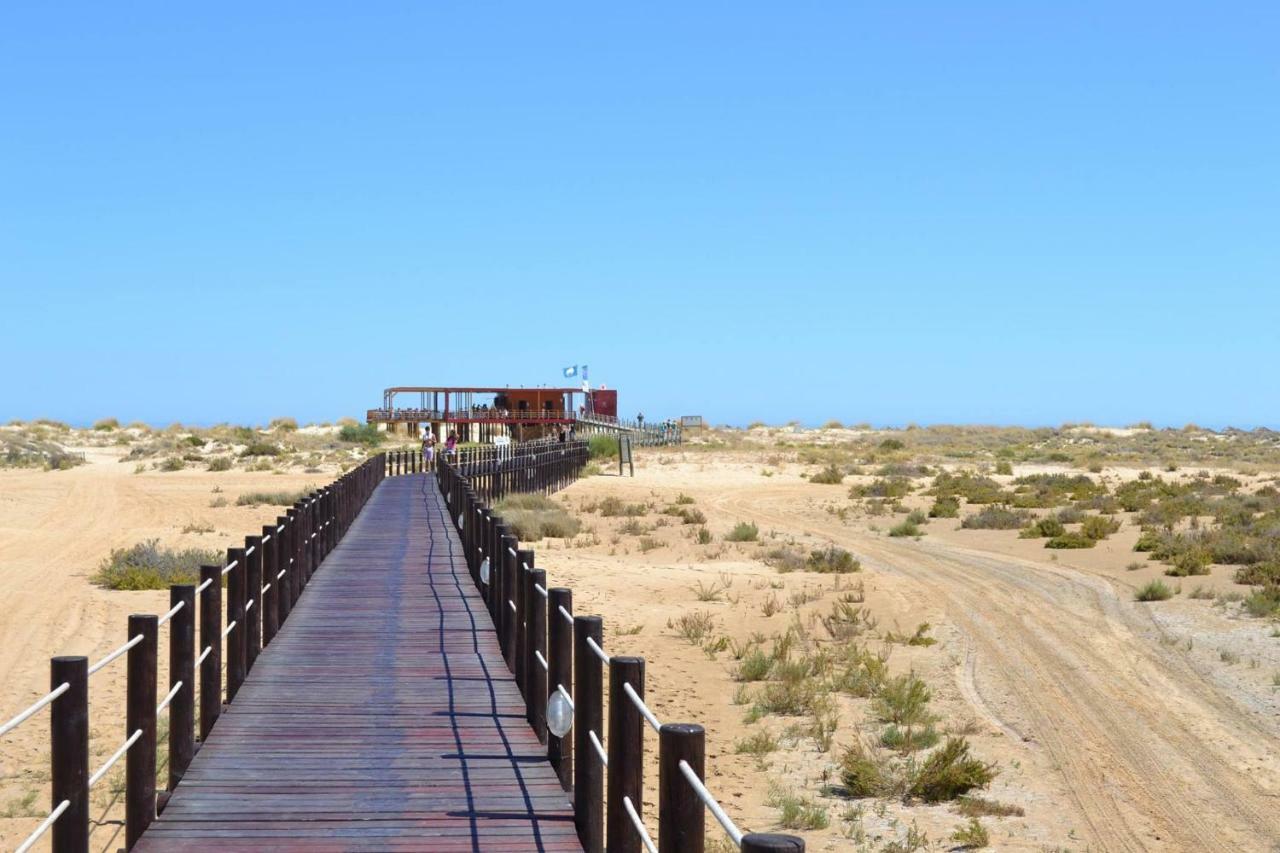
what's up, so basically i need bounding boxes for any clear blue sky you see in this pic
[2,3,1276,428]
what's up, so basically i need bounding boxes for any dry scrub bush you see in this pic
[494,494,582,540]
[93,540,222,590]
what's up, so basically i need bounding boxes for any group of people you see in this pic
[420,430,459,466]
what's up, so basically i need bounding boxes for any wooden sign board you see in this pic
[680,415,703,429]
[619,435,634,477]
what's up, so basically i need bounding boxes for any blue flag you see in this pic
[562,365,578,378]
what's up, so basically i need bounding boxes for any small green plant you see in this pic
[1019,517,1065,539]
[726,521,759,542]
[838,741,893,798]
[929,496,960,518]
[889,519,921,537]
[951,817,990,848]
[767,786,829,830]
[93,417,119,431]
[954,796,1025,818]
[159,457,185,472]
[994,460,1013,476]
[206,457,233,472]
[735,648,772,681]
[734,730,779,755]
[695,527,713,545]
[907,737,996,802]
[669,610,716,644]
[1136,579,1175,601]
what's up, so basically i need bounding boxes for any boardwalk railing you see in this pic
[0,453,386,853]
[384,438,590,503]
[435,454,805,853]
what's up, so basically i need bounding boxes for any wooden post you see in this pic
[285,508,299,609]
[261,525,279,646]
[516,549,535,703]
[548,587,573,790]
[125,614,157,848]
[50,656,88,853]
[198,566,221,741]
[168,584,196,789]
[607,656,645,853]
[226,547,246,702]
[659,724,704,853]
[244,535,262,671]
[500,530,518,668]
[529,567,548,744]
[740,835,805,852]
[574,615,604,853]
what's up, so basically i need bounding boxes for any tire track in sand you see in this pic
[708,484,1280,852]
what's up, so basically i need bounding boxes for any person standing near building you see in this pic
[637,411,645,427]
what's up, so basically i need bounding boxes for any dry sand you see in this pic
[0,444,337,851]
[4,435,1280,851]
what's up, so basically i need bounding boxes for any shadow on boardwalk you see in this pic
[136,473,580,852]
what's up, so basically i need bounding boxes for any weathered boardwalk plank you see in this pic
[135,473,580,851]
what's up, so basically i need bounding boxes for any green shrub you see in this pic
[882,722,940,752]
[677,507,706,524]
[810,464,845,485]
[768,787,829,830]
[236,488,314,507]
[907,738,996,802]
[851,477,912,499]
[92,540,223,590]
[588,435,619,459]
[889,520,921,538]
[599,497,647,517]
[994,460,1013,476]
[1045,532,1096,549]
[960,506,1028,530]
[269,417,298,431]
[337,424,383,446]
[838,742,892,798]
[879,438,905,451]
[1235,562,1280,586]
[1081,515,1121,540]
[1243,586,1280,618]
[735,649,772,682]
[951,817,990,849]
[239,441,282,457]
[806,546,860,573]
[159,457,185,472]
[695,527,712,545]
[874,673,933,727]
[929,497,960,518]
[1019,517,1065,539]
[206,457,233,472]
[1165,550,1210,576]
[93,418,119,431]
[1136,579,1175,601]
[495,493,581,540]
[726,521,759,542]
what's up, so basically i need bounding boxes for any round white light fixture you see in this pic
[479,557,491,585]
[547,691,574,738]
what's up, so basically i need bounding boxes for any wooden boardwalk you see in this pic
[135,473,580,851]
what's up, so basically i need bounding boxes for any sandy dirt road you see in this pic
[709,481,1280,852]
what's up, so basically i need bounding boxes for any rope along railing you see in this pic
[437,455,804,853]
[0,452,386,852]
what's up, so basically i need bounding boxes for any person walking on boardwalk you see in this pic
[422,431,436,469]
